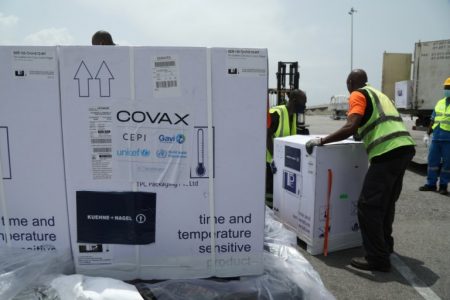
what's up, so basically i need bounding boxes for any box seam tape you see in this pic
[128,47,141,274]
[0,147,11,247]
[206,48,216,275]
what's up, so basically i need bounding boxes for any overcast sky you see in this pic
[1,0,449,105]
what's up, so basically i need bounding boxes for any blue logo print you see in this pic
[159,134,185,144]
[156,149,168,158]
[176,134,185,144]
[140,149,150,157]
[283,171,296,194]
[116,148,150,157]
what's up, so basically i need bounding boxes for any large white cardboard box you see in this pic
[59,46,267,279]
[273,135,367,255]
[0,46,71,253]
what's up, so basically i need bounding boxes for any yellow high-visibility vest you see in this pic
[266,105,297,163]
[356,86,415,161]
[432,98,450,132]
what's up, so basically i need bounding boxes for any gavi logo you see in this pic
[159,134,185,144]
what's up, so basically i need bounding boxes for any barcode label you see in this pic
[93,147,112,153]
[242,68,266,73]
[156,80,177,88]
[91,138,112,144]
[152,55,180,97]
[29,70,54,76]
[155,61,176,67]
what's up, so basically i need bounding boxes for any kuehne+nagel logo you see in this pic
[158,133,185,144]
[116,148,150,157]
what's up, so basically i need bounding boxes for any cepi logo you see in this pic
[159,133,185,144]
[116,148,150,157]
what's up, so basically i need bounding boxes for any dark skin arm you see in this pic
[427,119,434,135]
[321,114,362,144]
[267,113,278,158]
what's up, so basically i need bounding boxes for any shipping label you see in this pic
[226,49,267,77]
[89,106,113,180]
[11,47,56,80]
[152,55,181,98]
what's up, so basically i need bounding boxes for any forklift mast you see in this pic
[269,61,309,135]
[276,61,299,105]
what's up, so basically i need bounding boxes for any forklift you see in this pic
[268,61,309,135]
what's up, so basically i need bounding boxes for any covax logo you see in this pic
[116,110,189,126]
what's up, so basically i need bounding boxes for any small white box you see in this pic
[0,46,71,252]
[273,135,367,255]
[395,80,412,109]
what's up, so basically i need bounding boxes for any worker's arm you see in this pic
[427,110,435,135]
[427,119,434,135]
[306,92,365,155]
[267,113,278,158]
[321,113,363,145]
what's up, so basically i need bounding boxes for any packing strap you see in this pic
[323,169,332,256]
[206,48,216,274]
[0,149,11,247]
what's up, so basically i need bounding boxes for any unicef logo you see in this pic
[141,149,150,157]
[156,149,168,158]
[116,148,150,157]
[176,134,185,144]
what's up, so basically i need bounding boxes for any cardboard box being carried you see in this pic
[59,46,268,279]
[273,135,367,255]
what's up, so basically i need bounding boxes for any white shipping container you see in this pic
[273,135,367,255]
[0,46,71,253]
[59,46,268,280]
[413,39,450,110]
[395,80,413,109]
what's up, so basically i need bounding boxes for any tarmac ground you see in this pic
[290,114,449,300]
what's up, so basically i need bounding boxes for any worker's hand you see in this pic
[353,133,361,141]
[270,160,277,174]
[305,138,322,155]
[427,128,433,136]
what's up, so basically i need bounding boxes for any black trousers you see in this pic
[358,149,415,265]
[266,163,273,194]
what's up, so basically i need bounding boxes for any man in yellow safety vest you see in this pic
[419,77,450,195]
[306,69,415,272]
[266,89,307,199]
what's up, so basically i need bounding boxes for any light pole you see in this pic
[348,7,357,72]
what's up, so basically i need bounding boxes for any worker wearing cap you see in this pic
[266,89,307,200]
[92,30,116,46]
[305,69,415,272]
[419,77,450,195]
